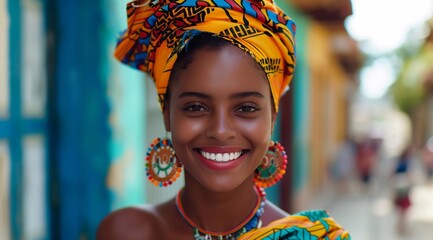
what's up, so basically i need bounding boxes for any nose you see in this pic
[206,108,237,141]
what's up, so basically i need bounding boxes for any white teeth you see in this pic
[200,150,243,162]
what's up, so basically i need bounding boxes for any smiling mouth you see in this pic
[198,150,245,162]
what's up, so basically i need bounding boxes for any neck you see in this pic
[179,173,260,233]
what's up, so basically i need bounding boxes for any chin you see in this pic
[198,173,253,193]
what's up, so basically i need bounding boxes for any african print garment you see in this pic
[239,210,351,240]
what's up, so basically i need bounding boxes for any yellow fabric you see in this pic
[239,210,351,240]
[114,0,296,112]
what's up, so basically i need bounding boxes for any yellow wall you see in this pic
[306,22,349,190]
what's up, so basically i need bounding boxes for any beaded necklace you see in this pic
[175,186,266,240]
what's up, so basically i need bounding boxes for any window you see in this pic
[0,141,11,240]
[0,2,9,119]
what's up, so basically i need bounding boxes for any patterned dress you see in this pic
[239,210,351,240]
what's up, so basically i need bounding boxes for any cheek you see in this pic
[237,115,273,146]
[169,111,204,146]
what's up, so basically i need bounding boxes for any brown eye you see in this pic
[184,103,207,112]
[236,104,260,113]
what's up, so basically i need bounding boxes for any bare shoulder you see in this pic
[96,205,162,240]
[262,201,289,225]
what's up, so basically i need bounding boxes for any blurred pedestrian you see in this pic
[355,138,378,187]
[392,145,414,235]
[330,136,356,194]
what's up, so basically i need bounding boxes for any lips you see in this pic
[194,147,248,171]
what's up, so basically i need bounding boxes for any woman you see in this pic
[97,0,351,239]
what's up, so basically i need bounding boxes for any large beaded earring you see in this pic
[254,141,287,188]
[146,137,182,187]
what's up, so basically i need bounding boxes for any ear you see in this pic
[163,103,171,132]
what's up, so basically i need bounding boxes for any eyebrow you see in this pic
[178,92,211,99]
[230,91,265,99]
[178,91,265,99]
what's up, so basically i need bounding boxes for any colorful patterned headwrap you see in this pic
[115,0,296,112]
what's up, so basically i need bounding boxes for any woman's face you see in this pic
[164,44,276,192]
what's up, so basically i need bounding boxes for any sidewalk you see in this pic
[303,159,433,239]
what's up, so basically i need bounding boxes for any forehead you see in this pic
[170,45,270,96]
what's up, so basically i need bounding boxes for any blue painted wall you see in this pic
[51,0,111,239]
[104,0,146,210]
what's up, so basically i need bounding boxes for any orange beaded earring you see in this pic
[146,137,182,187]
[254,141,287,188]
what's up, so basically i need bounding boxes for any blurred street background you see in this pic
[1,0,433,239]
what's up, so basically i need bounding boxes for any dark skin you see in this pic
[97,44,288,240]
